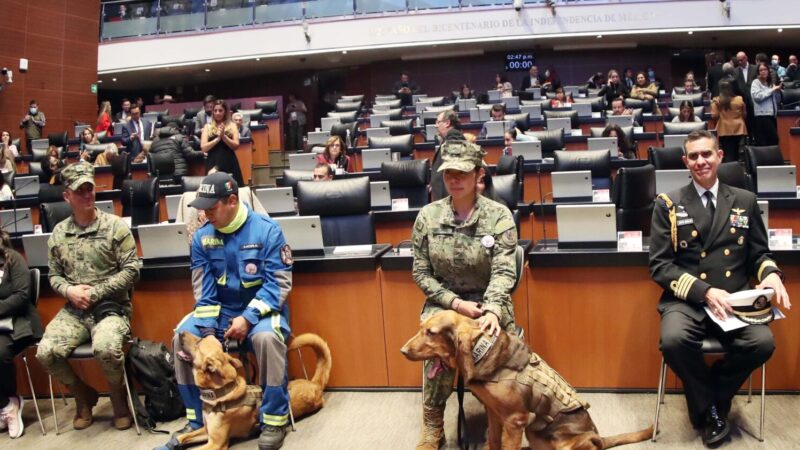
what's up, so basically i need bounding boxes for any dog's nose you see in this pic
[400,346,409,356]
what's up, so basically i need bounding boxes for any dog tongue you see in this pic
[427,359,444,380]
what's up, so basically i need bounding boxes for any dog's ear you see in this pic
[226,354,243,370]
[503,333,531,371]
[454,325,479,382]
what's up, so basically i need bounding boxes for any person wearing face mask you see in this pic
[770,55,786,80]
[542,66,561,92]
[19,100,45,155]
[645,66,663,90]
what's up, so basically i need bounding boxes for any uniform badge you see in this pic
[480,235,495,248]
[732,208,745,215]
[729,214,749,228]
[281,244,293,265]
[245,263,258,275]
[738,236,745,245]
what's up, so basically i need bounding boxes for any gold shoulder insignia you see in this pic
[657,193,678,252]
[732,208,745,215]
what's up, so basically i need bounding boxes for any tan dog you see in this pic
[174,332,262,450]
[401,311,653,450]
[287,333,332,419]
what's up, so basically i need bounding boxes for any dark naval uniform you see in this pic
[649,181,782,426]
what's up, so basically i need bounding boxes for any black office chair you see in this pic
[505,112,530,132]
[255,100,278,115]
[237,108,264,124]
[122,178,160,226]
[590,126,636,155]
[624,98,655,113]
[183,107,201,120]
[31,148,48,163]
[744,145,784,191]
[280,169,314,195]
[161,114,184,128]
[667,106,705,121]
[181,175,205,192]
[648,146,685,170]
[487,174,520,212]
[327,110,359,124]
[662,121,707,136]
[672,92,704,106]
[718,161,754,192]
[368,135,414,157]
[496,155,524,202]
[612,164,655,235]
[110,154,132,190]
[781,88,800,109]
[375,99,402,109]
[28,161,48,183]
[335,101,362,113]
[380,119,414,136]
[83,143,110,162]
[554,149,612,189]
[148,151,178,186]
[543,109,579,130]
[525,129,565,157]
[572,96,606,112]
[330,122,359,151]
[17,268,47,436]
[296,177,375,246]
[380,159,430,208]
[39,202,73,232]
[339,94,364,103]
[48,132,69,152]
[38,184,66,203]
[653,336,765,443]
[422,96,446,106]
[386,107,404,120]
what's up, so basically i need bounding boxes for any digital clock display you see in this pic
[504,53,535,71]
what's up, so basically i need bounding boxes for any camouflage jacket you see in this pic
[48,209,140,311]
[412,195,517,330]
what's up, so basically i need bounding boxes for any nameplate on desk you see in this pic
[571,129,582,136]
[397,247,413,257]
[392,198,409,211]
[617,231,643,252]
[250,121,259,127]
[332,245,373,256]
[634,126,644,134]
[33,224,43,235]
[796,186,800,198]
[768,229,792,250]
[592,189,610,203]
[591,112,601,118]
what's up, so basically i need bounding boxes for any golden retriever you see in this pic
[288,333,332,419]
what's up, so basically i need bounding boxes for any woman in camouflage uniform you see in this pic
[411,139,518,449]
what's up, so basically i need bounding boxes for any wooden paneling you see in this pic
[24,34,64,65]
[25,61,62,92]
[26,6,67,40]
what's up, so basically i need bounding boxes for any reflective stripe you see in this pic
[242,279,263,289]
[217,271,227,286]
[262,413,288,427]
[175,312,194,331]
[247,299,271,317]
[758,260,777,282]
[186,408,196,420]
[271,313,284,343]
[195,305,221,319]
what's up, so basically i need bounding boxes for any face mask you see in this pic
[647,71,655,78]
[30,107,38,115]
[771,59,779,66]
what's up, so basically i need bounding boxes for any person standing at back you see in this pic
[750,62,782,147]
[19,100,45,155]
[200,99,244,186]
[710,80,747,162]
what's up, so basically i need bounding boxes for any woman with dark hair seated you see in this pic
[602,124,636,159]
[316,135,355,174]
[0,229,40,439]
[456,84,474,100]
[42,148,66,185]
[672,100,702,123]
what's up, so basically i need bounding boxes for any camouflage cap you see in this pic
[61,162,95,190]
[437,141,486,173]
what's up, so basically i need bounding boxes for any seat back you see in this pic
[612,164,656,235]
[330,121,359,149]
[782,88,800,109]
[525,129,565,157]
[237,108,263,124]
[554,149,611,179]
[648,146,685,170]
[122,178,160,226]
[28,162,48,183]
[386,107,404,120]
[380,119,414,136]
[181,175,205,192]
[717,161,753,192]
[624,98,654,113]
[148,151,177,185]
[380,159,430,207]
[32,147,48,163]
[48,131,69,149]
[504,113,530,132]
[327,110,359,124]
[40,201,73,233]
[368,135,414,157]
[110,154,131,190]
[543,109,579,130]
[183,107,201,119]
[38,183,65,203]
[572,96,605,112]
[29,268,41,307]
[662,121,707,135]
[255,100,278,115]
[489,174,519,211]
[744,145,784,190]
[335,101,362,112]
[296,177,375,246]
[496,154,522,177]
[280,169,314,195]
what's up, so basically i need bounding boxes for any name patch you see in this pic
[201,236,223,248]
[240,243,263,250]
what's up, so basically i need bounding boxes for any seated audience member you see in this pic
[521,65,544,91]
[0,131,19,158]
[501,129,538,156]
[79,128,100,162]
[672,100,702,123]
[456,84,474,100]
[679,78,700,96]
[599,69,630,105]
[610,97,634,118]
[0,172,13,200]
[232,112,252,139]
[645,66,663,89]
[0,228,39,438]
[42,156,65,185]
[549,87,573,108]
[785,54,799,81]
[601,124,636,159]
[313,163,334,181]
[586,71,606,90]
[114,98,132,122]
[95,101,113,136]
[0,144,14,175]
[121,105,153,161]
[622,67,635,89]
[495,74,513,98]
[316,135,354,174]
[542,66,561,91]
[630,71,659,103]
[479,104,516,139]
[149,127,202,180]
[393,71,420,107]
[94,144,118,167]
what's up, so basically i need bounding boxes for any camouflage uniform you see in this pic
[411,141,518,407]
[36,163,140,387]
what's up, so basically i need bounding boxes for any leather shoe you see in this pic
[702,405,730,447]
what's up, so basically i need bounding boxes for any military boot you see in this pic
[415,405,445,450]
[108,383,133,430]
[258,424,287,450]
[68,380,99,430]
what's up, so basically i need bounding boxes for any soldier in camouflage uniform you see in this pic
[36,162,140,431]
[411,140,517,450]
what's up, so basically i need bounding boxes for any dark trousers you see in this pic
[286,121,303,151]
[752,116,779,147]
[719,135,745,162]
[660,310,774,427]
[0,334,30,408]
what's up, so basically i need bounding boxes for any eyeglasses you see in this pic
[686,150,715,161]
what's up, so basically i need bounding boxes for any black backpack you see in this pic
[125,338,184,431]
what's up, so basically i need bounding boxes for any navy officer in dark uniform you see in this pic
[649,130,791,447]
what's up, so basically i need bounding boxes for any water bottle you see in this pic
[345,129,352,149]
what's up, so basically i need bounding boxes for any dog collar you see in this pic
[200,381,238,405]
[472,334,497,364]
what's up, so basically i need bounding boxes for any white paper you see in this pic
[332,245,373,256]
[571,129,582,136]
[705,307,785,332]
[392,198,409,211]
[768,229,792,250]
[591,112,601,119]
[592,189,610,203]
[634,126,644,134]
[398,247,413,257]
[796,185,800,199]
[617,231,643,252]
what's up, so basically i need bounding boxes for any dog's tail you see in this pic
[289,333,332,388]
[600,425,654,448]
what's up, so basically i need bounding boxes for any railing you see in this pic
[99,0,667,40]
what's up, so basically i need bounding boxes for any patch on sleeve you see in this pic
[494,217,515,235]
[500,228,517,248]
[281,244,293,266]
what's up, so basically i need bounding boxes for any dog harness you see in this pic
[200,382,263,413]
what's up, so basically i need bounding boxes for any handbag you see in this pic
[0,317,13,332]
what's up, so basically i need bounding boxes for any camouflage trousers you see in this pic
[36,308,131,386]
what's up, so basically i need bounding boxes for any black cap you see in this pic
[188,172,239,209]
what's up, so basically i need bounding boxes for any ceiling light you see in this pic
[596,35,603,38]
[255,57,260,61]
[112,78,117,82]
[97,80,103,84]
[777,28,783,32]
[688,31,693,35]
[204,68,211,72]
[342,50,347,55]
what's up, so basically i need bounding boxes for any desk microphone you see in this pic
[1,211,29,232]
[13,176,39,197]
[779,98,800,110]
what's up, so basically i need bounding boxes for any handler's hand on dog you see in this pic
[479,313,500,336]
[457,300,483,319]
[704,287,733,321]
[224,316,251,341]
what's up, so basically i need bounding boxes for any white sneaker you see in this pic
[0,396,24,438]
